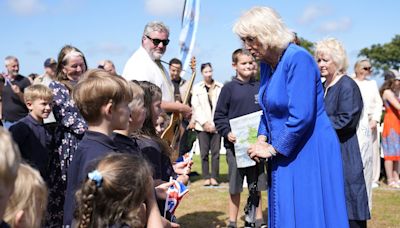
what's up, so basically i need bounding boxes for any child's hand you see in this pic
[171,222,181,227]
[173,161,192,175]
[228,132,236,143]
[155,181,174,200]
[177,174,189,185]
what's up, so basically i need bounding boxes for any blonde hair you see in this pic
[73,69,133,123]
[354,59,371,75]
[128,81,145,112]
[233,6,294,50]
[0,127,21,189]
[4,163,48,228]
[315,38,349,75]
[75,153,152,228]
[24,84,53,103]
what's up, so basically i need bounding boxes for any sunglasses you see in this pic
[363,67,372,71]
[146,35,170,46]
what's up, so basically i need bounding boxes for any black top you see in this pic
[136,136,176,180]
[112,132,141,155]
[0,221,10,228]
[63,131,118,226]
[214,77,261,149]
[1,75,30,122]
[9,114,52,180]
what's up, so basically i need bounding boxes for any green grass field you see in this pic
[174,154,400,228]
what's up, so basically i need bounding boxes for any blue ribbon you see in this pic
[88,170,103,187]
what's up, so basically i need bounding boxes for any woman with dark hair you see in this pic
[191,63,223,186]
[380,77,400,188]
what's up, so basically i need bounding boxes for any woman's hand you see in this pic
[247,141,276,161]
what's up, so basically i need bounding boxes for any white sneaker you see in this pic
[372,182,379,189]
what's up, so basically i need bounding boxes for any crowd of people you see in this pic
[0,5,399,228]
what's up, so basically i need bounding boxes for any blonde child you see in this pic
[0,127,21,227]
[9,84,53,181]
[113,81,146,155]
[4,163,48,228]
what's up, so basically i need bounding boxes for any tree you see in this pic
[358,35,400,71]
[298,37,315,56]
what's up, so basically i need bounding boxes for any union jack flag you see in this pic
[165,180,189,215]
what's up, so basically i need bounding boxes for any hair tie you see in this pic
[88,170,103,187]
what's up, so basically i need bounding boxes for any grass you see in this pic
[174,154,400,228]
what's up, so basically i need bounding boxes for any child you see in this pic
[74,153,162,228]
[0,127,21,227]
[63,69,133,226]
[214,49,267,228]
[4,163,48,228]
[135,81,191,222]
[155,112,170,136]
[9,84,53,181]
[113,81,146,155]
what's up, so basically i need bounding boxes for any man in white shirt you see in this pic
[122,21,191,118]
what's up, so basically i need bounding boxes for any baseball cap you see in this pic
[44,58,57,68]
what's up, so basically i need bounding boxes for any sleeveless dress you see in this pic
[382,99,400,160]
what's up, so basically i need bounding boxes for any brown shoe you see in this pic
[203,179,211,186]
[210,178,219,186]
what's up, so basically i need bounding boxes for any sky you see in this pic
[0,0,398,84]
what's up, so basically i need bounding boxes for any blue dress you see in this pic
[258,44,348,228]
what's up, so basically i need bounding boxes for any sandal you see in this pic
[388,181,400,188]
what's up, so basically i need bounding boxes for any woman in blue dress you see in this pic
[233,7,349,228]
[315,38,370,228]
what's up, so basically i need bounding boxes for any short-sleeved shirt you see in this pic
[2,74,30,121]
[63,131,118,226]
[122,46,174,102]
[9,114,52,180]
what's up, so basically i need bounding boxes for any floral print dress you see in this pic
[45,80,87,227]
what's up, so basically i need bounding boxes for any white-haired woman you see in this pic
[353,59,383,209]
[315,38,370,228]
[234,7,348,228]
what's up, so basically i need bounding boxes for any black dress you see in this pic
[324,75,370,221]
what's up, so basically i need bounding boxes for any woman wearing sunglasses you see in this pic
[353,59,383,209]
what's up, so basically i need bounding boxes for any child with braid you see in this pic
[74,153,162,228]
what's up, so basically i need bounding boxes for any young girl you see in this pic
[134,81,190,221]
[74,153,161,228]
[380,77,400,188]
[4,163,48,228]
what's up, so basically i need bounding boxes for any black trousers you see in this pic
[197,131,221,179]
